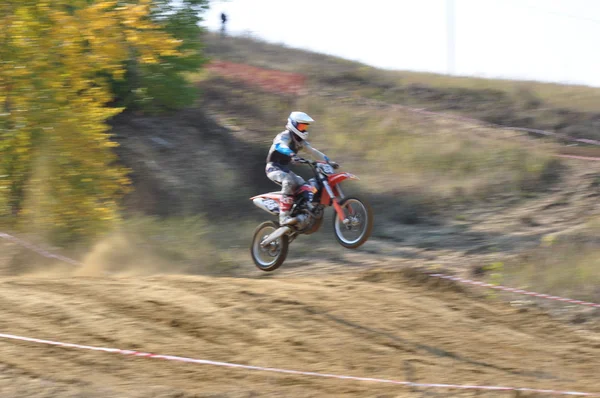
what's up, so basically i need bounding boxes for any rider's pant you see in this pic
[265,162,305,195]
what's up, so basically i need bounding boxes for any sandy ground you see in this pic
[1,159,600,397]
[0,270,598,397]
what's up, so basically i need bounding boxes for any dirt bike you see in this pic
[249,158,373,271]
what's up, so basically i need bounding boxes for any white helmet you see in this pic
[286,111,314,141]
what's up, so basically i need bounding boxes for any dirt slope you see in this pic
[0,271,598,397]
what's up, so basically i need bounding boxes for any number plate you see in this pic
[263,199,279,211]
[319,164,334,175]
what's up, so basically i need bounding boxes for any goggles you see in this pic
[296,122,310,132]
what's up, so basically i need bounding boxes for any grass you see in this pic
[306,98,559,198]
[0,215,259,277]
[77,215,257,277]
[205,32,600,113]
[199,76,560,209]
[204,32,600,141]
[203,32,360,75]
[504,238,600,304]
[492,219,600,305]
[394,71,600,114]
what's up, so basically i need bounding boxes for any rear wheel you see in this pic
[332,197,373,249]
[250,221,289,271]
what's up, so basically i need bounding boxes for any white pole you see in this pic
[447,0,455,74]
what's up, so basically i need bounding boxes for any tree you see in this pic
[110,0,209,112]
[0,0,181,243]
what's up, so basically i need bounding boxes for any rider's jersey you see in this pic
[266,130,301,166]
[266,130,327,167]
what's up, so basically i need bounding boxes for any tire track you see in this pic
[0,274,597,397]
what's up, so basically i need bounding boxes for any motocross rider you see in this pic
[266,111,336,226]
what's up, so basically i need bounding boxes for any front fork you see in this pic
[323,181,348,222]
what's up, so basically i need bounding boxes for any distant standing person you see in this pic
[220,12,228,36]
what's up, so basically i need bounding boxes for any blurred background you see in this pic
[1,1,600,396]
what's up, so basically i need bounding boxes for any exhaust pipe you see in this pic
[261,226,291,247]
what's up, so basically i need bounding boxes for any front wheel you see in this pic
[332,197,373,249]
[250,221,289,271]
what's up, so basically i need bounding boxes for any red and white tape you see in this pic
[0,232,82,267]
[0,332,597,396]
[430,274,600,309]
[555,154,600,162]
[2,232,600,309]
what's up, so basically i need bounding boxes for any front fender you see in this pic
[327,172,359,187]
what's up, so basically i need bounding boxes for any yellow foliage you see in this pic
[0,0,180,242]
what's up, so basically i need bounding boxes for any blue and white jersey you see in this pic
[266,130,328,168]
[266,130,300,165]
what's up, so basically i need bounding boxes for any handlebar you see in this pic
[292,157,314,165]
[292,157,340,169]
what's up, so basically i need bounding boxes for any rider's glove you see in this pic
[323,155,339,168]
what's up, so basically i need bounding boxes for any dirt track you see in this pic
[2,159,600,397]
[0,270,598,397]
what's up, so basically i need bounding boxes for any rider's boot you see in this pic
[279,195,297,226]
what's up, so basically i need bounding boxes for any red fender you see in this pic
[327,172,359,187]
[319,172,359,206]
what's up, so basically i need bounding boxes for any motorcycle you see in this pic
[249,158,373,271]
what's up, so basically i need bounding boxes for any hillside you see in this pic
[204,33,600,143]
[1,32,600,398]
